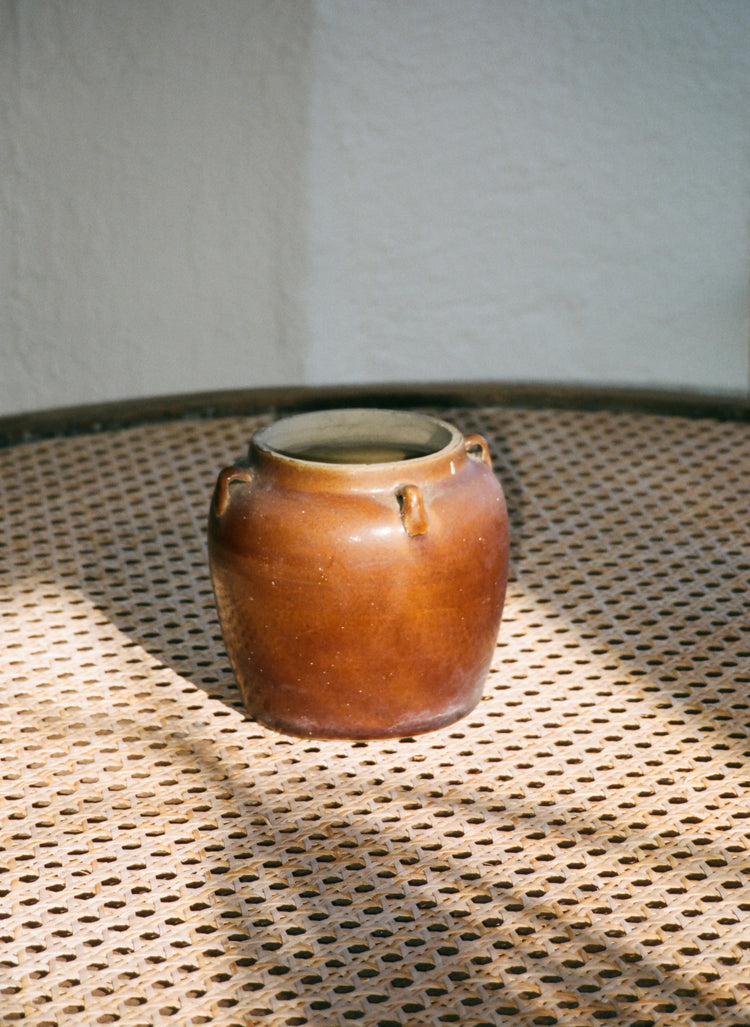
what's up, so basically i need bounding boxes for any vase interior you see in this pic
[257,409,455,465]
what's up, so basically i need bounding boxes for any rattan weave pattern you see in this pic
[1,404,749,1027]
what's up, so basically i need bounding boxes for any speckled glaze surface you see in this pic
[207,409,509,738]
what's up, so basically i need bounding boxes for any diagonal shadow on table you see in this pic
[34,706,744,1026]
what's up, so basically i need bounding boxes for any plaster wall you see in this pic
[1,1,749,416]
[0,1,312,414]
[305,0,750,390]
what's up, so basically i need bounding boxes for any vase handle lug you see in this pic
[464,433,492,467]
[397,484,429,537]
[213,466,254,517]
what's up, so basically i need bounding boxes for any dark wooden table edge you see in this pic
[2,381,750,446]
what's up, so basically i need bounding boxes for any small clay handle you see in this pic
[464,433,492,467]
[397,484,429,537]
[213,466,254,517]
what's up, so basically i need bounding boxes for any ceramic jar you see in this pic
[208,408,509,739]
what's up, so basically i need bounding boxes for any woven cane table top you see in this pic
[1,401,749,1027]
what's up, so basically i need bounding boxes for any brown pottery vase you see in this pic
[208,408,509,739]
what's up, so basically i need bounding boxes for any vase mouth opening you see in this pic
[253,408,459,466]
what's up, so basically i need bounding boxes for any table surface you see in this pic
[1,401,749,1027]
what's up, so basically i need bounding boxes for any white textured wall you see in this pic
[1,1,749,416]
[0,1,312,414]
[306,0,750,389]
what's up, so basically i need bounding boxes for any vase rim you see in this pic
[252,408,463,469]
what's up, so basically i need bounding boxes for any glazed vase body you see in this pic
[208,409,509,739]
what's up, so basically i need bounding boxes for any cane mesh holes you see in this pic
[1,405,749,1026]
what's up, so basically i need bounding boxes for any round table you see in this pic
[1,389,749,1026]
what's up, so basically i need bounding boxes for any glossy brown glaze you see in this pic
[207,409,509,739]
